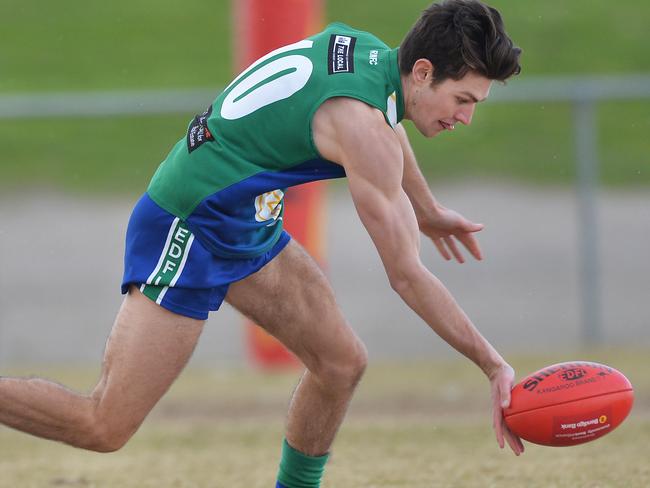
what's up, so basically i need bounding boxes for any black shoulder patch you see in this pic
[187,105,215,153]
[327,34,356,75]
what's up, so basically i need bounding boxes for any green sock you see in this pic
[276,438,330,488]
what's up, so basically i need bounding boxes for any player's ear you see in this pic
[412,58,434,86]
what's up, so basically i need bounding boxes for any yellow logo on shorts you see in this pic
[599,415,608,424]
[254,189,284,223]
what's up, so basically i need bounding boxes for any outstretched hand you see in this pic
[418,205,484,263]
[489,362,525,456]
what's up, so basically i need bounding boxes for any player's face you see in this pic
[405,64,493,138]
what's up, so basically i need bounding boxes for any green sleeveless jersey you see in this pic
[147,22,405,259]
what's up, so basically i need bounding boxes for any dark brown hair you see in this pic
[399,0,521,83]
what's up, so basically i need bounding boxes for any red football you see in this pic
[504,361,634,446]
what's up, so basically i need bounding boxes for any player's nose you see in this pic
[456,104,476,126]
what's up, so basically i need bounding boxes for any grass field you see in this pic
[0,110,574,194]
[2,98,648,196]
[1,0,650,192]
[1,349,648,487]
[2,0,649,93]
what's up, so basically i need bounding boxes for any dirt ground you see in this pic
[1,353,648,488]
[0,182,648,367]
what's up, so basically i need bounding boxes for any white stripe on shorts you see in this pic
[156,286,169,305]
[146,217,180,285]
[170,234,195,287]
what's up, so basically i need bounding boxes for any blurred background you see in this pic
[1,1,649,486]
[0,0,648,366]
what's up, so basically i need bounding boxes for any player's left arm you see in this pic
[395,123,484,263]
[314,99,523,455]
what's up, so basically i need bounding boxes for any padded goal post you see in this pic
[233,0,326,368]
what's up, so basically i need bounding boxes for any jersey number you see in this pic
[221,40,314,120]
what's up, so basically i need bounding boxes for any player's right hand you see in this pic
[418,204,484,263]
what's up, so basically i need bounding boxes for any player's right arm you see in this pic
[312,97,524,455]
[394,123,484,263]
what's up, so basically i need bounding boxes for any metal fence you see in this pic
[2,74,649,343]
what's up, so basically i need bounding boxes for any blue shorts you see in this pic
[122,193,291,320]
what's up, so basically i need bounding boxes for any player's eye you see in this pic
[456,97,470,104]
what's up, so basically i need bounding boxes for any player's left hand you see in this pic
[489,362,525,456]
[418,205,484,263]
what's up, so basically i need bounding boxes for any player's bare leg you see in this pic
[226,240,368,457]
[0,286,204,452]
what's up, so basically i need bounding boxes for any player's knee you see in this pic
[81,414,137,453]
[316,338,368,390]
[346,341,368,386]
[86,424,134,453]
